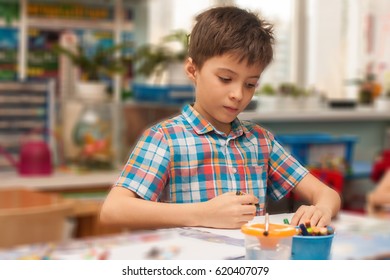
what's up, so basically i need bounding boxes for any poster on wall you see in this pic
[28,28,60,81]
[0,28,19,81]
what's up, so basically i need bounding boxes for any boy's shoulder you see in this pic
[151,112,189,130]
[240,120,275,139]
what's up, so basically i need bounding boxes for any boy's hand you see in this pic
[290,205,332,227]
[200,192,258,229]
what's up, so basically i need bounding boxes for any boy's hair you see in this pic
[188,6,274,70]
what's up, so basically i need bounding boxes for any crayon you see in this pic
[302,220,313,234]
[98,250,110,260]
[326,225,335,235]
[312,227,321,236]
[299,223,310,236]
[319,227,328,235]
[296,224,334,236]
[283,218,290,225]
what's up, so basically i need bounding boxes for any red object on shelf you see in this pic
[0,127,54,176]
[310,168,344,194]
[371,149,390,183]
[287,168,344,203]
[0,140,53,176]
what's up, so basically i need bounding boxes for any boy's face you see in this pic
[186,54,262,135]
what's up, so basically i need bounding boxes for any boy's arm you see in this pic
[100,187,259,230]
[289,173,341,227]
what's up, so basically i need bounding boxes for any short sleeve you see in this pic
[267,136,309,200]
[114,126,171,201]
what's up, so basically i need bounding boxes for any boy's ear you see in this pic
[185,57,197,82]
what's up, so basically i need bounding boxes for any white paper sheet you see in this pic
[108,233,245,260]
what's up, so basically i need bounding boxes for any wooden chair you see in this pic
[0,188,74,249]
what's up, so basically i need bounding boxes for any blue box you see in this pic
[275,133,358,170]
[132,83,195,104]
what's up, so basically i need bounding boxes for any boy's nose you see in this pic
[229,86,243,101]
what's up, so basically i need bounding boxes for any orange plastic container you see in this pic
[241,223,297,260]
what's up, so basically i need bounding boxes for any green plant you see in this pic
[54,42,132,81]
[133,29,189,80]
[0,2,19,25]
[278,82,308,98]
[258,83,276,96]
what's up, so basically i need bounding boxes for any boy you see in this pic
[100,6,341,230]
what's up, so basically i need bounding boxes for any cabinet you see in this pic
[0,0,141,101]
[121,101,180,162]
[0,80,55,172]
[0,0,149,168]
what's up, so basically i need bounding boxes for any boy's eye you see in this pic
[218,76,231,83]
[246,83,256,88]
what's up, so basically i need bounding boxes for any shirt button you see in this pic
[231,167,237,173]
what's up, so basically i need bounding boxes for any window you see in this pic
[156,0,390,99]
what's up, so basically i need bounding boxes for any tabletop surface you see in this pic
[0,211,389,260]
[0,170,119,190]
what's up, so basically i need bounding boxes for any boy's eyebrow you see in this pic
[217,67,260,79]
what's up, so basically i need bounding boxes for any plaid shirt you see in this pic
[115,104,308,215]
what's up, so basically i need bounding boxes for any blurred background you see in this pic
[0,0,389,250]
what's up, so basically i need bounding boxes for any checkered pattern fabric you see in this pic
[115,104,308,215]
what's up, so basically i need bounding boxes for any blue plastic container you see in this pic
[275,133,357,169]
[291,234,334,260]
[133,83,194,104]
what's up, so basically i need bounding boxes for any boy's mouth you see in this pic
[224,106,239,113]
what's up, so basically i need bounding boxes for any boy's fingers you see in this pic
[290,210,304,226]
[224,191,239,196]
[237,194,258,205]
[241,204,257,215]
[223,191,258,206]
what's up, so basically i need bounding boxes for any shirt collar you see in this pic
[182,104,248,137]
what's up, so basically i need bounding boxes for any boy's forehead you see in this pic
[201,54,263,78]
[213,53,263,71]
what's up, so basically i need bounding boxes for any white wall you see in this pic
[307,0,344,99]
[369,0,390,90]
[307,0,390,99]
[147,0,213,44]
[344,0,365,99]
[146,0,174,44]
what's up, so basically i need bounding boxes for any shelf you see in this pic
[0,170,119,191]
[0,20,19,28]
[27,17,134,31]
[0,80,55,171]
[240,107,390,122]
